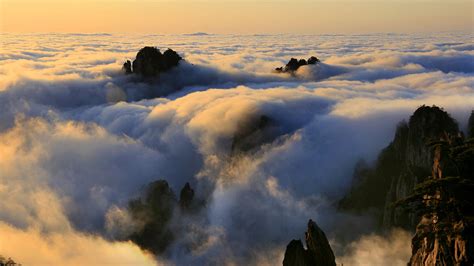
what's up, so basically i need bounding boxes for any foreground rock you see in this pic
[339,105,474,264]
[275,56,319,73]
[283,219,336,266]
[339,105,462,229]
[123,46,182,77]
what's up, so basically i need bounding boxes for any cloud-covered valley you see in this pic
[0,32,473,265]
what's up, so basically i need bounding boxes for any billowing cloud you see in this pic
[337,229,412,266]
[0,222,159,266]
[0,32,472,264]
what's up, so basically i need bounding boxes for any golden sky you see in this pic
[1,0,473,34]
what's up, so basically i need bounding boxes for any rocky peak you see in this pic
[123,46,183,77]
[275,56,320,73]
[127,180,176,254]
[179,182,195,210]
[305,219,336,266]
[283,219,336,266]
[405,105,459,171]
[144,180,177,215]
[126,180,201,254]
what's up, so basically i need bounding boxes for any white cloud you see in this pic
[0,32,472,264]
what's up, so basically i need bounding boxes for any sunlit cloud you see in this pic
[0,32,472,264]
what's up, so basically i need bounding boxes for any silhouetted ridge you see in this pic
[275,56,320,73]
[122,46,182,77]
[282,219,336,266]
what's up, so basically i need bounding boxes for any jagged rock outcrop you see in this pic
[123,46,182,77]
[179,182,195,211]
[122,60,132,74]
[128,180,176,254]
[127,180,198,254]
[283,219,336,266]
[275,56,320,73]
[339,105,462,229]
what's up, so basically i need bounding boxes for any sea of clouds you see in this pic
[0,32,473,265]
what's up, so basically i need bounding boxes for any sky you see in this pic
[1,0,473,34]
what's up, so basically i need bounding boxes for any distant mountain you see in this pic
[275,56,320,74]
[122,46,183,77]
[183,32,211,36]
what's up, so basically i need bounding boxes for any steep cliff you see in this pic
[399,135,474,265]
[340,105,461,229]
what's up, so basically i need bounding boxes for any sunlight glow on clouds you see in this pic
[0,32,472,264]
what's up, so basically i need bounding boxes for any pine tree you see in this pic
[395,133,474,265]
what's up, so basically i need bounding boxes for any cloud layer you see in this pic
[0,32,473,264]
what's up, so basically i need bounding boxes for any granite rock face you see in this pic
[283,219,336,266]
[409,218,474,265]
[404,134,474,265]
